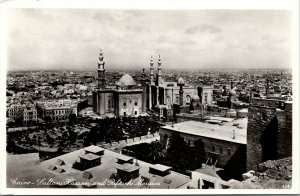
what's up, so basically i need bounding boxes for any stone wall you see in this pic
[246,98,292,171]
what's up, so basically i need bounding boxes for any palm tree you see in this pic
[147,141,166,163]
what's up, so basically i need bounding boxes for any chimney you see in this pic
[232,130,236,139]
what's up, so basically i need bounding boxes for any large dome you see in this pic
[117,74,136,86]
[191,95,200,102]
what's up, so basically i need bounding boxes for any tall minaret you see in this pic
[150,56,154,84]
[97,49,106,89]
[157,54,162,85]
[266,79,269,97]
[141,68,147,113]
[230,79,234,90]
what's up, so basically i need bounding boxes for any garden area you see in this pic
[6,115,161,160]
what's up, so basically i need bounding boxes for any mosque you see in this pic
[93,49,213,118]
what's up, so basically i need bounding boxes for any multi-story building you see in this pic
[23,104,38,124]
[36,99,78,122]
[6,104,23,119]
[159,118,248,180]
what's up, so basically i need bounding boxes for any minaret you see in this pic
[177,77,185,109]
[230,79,234,90]
[97,49,106,89]
[141,68,146,82]
[157,54,162,85]
[266,79,269,97]
[141,68,147,113]
[150,56,154,84]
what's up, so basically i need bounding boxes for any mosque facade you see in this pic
[93,50,213,118]
[92,50,147,117]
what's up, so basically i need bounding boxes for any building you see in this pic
[246,98,292,171]
[147,56,213,114]
[23,104,38,124]
[92,50,213,119]
[93,50,146,117]
[159,118,248,179]
[36,145,191,188]
[36,99,78,122]
[6,104,23,119]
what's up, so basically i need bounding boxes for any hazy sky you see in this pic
[7,9,292,71]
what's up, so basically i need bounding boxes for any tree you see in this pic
[146,141,166,163]
[69,113,77,126]
[166,133,195,174]
[194,139,206,169]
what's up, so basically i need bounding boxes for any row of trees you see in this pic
[80,117,160,146]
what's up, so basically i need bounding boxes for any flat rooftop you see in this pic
[36,99,78,109]
[115,154,133,162]
[161,118,247,144]
[115,163,141,172]
[84,145,105,154]
[36,146,191,188]
[150,164,172,172]
[78,153,101,161]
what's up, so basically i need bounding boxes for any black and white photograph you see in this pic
[0,0,299,194]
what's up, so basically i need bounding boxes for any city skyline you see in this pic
[7,9,292,71]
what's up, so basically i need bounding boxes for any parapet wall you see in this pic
[246,98,292,171]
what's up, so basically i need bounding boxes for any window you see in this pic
[212,145,216,152]
[227,148,232,155]
[219,147,223,154]
[261,111,266,121]
[108,100,111,108]
[134,101,137,106]
[123,102,126,107]
[204,93,208,104]
[175,95,179,103]
[135,111,137,115]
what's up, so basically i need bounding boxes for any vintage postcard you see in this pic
[0,0,299,195]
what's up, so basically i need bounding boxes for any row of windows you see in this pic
[50,115,68,121]
[166,95,192,104]
[212,145,232,155]
[123,100,138,107]
[123,111,138,116]
[24,116,37,120]
[161,134,233,156]
[24,112,37,115]
[46,110,73,115]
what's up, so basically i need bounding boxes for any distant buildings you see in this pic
[6,104,23,119]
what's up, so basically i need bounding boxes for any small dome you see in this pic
[229,89,237,96]
[117,74,136,86]
[177,77,185,85]
[191,95,200,102]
